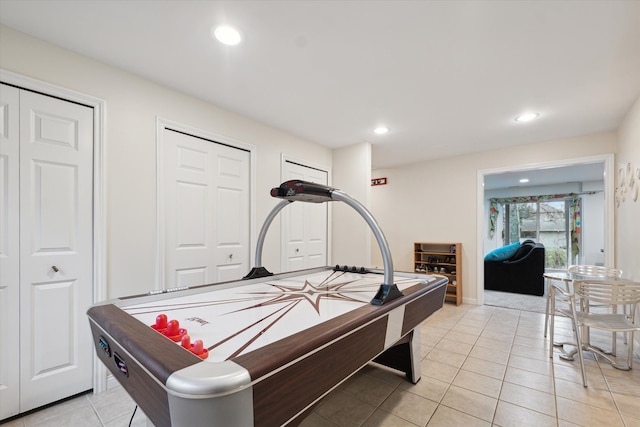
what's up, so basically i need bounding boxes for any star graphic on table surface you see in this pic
[239,271,377,314]
[203,271,381,358]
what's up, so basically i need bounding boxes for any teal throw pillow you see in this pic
[484,242,521,261]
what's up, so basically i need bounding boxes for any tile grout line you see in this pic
[426,308,496,425]
[84,393,107,427]
[488,309,518,427]
[416,314,460,426]
[596,357,630,427]
[485,309,570,425]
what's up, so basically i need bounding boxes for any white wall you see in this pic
[616,96,640,281]
[0,25,332,298]
[581,192,605,266]
[331,142,372,268]
[371,132,616,304]
[616,94,640,356]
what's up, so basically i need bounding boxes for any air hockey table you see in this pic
[87,181,448,426]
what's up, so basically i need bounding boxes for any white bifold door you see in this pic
[282,161,328,272]
[0,84,94,419]
[163,129,250,288]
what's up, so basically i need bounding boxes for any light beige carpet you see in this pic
[483,289,547,313]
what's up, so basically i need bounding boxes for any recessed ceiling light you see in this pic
[374,126,389,135]
[519,178,530,183]
[212,25,242,46]
[514,113,540,123]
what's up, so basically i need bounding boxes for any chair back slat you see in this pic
[574,280,640,306]
[568,265,622,278]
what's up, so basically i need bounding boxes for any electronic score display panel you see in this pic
[87,267,447,427]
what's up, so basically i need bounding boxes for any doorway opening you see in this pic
[476,154,614,306]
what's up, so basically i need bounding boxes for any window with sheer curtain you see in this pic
[503,199,570,268]
[489,193,583,269]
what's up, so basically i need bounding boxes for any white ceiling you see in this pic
[483,162,604,191]
[1,0,639,172]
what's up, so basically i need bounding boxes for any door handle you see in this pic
[52,265,59,273]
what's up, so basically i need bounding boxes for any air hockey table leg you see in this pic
[372,329,421,384]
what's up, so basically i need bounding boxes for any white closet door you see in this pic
[0,84,20,420]
[282,161,328,272]
[211,145,250,282]
[18,90,94,412]
[164,129,250,288]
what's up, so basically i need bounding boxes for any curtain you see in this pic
[570,194,581,261]
[489,200,499,238]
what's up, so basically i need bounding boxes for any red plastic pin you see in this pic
[181,334,191,349]
[180,335,208,359]
[192,339,208,359]
[163,319,187,342]
[150,313,168,333]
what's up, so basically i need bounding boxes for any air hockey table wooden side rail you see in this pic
[87,268,447,427]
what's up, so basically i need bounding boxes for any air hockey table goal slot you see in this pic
[113,352,129,377]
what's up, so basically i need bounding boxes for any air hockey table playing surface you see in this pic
[87,267,447,427]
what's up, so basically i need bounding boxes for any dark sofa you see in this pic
[484,240,545,296]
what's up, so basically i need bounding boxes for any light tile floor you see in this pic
[2,303,639,426]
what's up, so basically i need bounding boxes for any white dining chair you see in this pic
[543,265,623,349]
[569,265,627,353]
[549,279,640,387]
[567,265,623,278]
